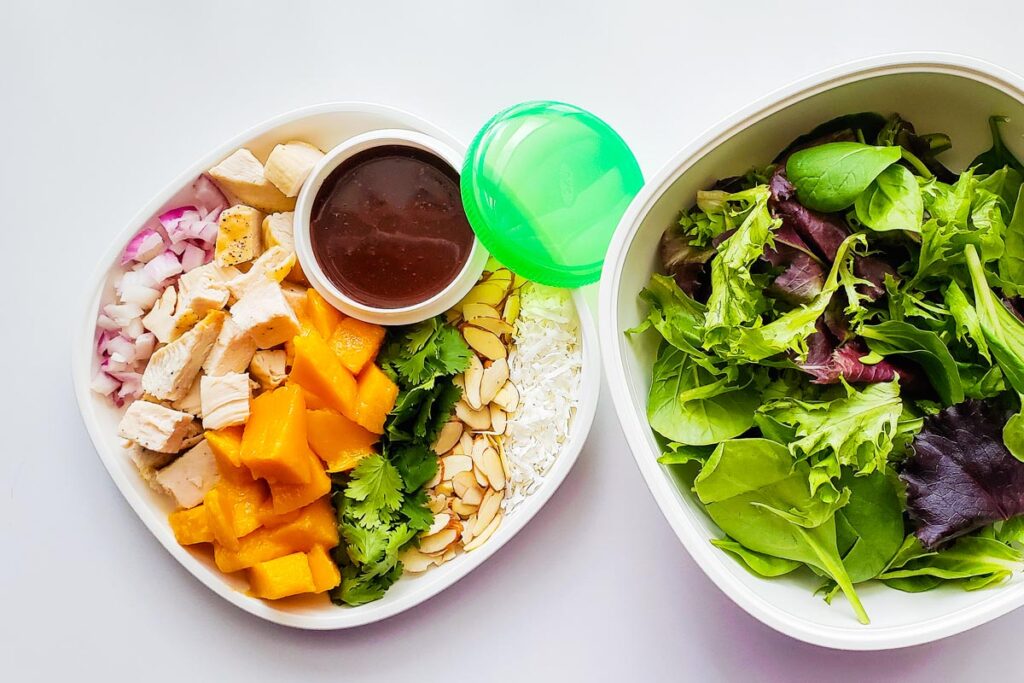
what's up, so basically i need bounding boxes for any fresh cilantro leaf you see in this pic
[423,379,463,444]
[340,522,389,566]
[400,488,435,532]
[434,324,473,376]
[365,524,417,578]
[344,455,403,527]
[393,443,438,493]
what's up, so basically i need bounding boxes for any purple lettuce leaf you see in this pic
[799,320,903,385]
[902,400,1024,549]
[854,257,898,301]
[768,251,825,304]
[658,228,714,299]
[769,169,851,262]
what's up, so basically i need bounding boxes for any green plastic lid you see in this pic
[461,101,643,288]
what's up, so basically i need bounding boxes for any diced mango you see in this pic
[306,408,377,472]
[289,332,358,420]
[204,487,240,550]
[222,477,267,538]
[169,505,214,545]
[240,385,311,485]
[248,552,316,600]
[354,364,399,434]
[205,425,245,472]
[329,318,386,375]
[213,496,338,573]
[306,288,344,339]
[258,503,303,529]
[307,545,341,593]
[268,448,331,515]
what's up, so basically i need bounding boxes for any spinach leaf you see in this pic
[647,344,759,445]
[880,535,1022,593]
[971,116,1024,176]
[657,442,715,466]
[711,537,801,577]
[999,184,1024,294]
[693,438,868,623]
[835,469,905,583]
[966,244,1024,393]
[774,112,888,161]
[854,164,924,233]
[860,321,965,405]
[786,142,902,213]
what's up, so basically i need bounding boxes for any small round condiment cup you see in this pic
[294,129,488,326]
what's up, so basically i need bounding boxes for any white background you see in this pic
[4,1,1024,680]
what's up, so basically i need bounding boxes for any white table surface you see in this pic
[6,1,1024,680]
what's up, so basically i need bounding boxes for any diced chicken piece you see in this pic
[202,316,258,376]
[250,349,287,390]
[231,278,300,348]
[154,440,221,509]
[208,148,295,213]
[280,281,308,318]
[142,286,179,343]
[171,377,203,416]
[141,311,226,401]
[200,372,252,430]
[264,141,324,197]
[263,211,306,284]
[175,262,233,321]
[118,400,195,453]
[128,444,177,487]
[215,204,264,267]
[226,246,296,301]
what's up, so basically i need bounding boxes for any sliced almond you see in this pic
[455,399,491,431]
[461,486,484,506]
[485,268,514,292]
[452,373,465,395]
[463,302,502,321]
[401,547,440,573]
[462,325,507,360]
[472,316,515,337]
[420,528,458,555]
[426,513,451,536]
[475,489,502,535]
[451,499,479,518]
[462,514,478,542]
[452,470,478,498]
[464,354,484,409]
[425,463,442,489]
[441,454,473,481]
[473,464,489,488]
[479,445,505,491]
[480,358,509,405]
[489,405,507,435]
[433,420,463,455]
[428,494,448,513]
[464,511,503,551]
[503,293,521,325]
[442,547,458,563]
[458,282,507,310]
[492,381,520,413]
[459,431,474,455]
[436,481,454,497]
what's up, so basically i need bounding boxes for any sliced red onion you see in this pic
[103,303,144,327]
[90,372,121,397]
[96,330,115,354]
[158,205,197,230]
[106,335,137,364]
[134,332,156,359]
[193,175,227,214]
[168,240,188,255]
[125,317,145,339]
[143,251,183,283]
[101,357,131,375]
[120,284,161,309]
[181,243,206,272]
[197,220,218,247]
[116,375,143,402]
[96,314,120,331]
[121,229,166,265]
[119,268,157,290]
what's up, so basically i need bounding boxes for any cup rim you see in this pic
[294,128,487,325]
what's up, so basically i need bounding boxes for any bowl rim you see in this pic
[293,128,489,325]
[72,101,601,629]
[598,51,1024,650]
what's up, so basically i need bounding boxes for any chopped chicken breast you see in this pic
[142,311,225,401]
[215,204,265,267]
[226,246,296,301]
[208,148,295,213]
[203,316,257,376]
[264,141,324,197]
[118,400,195,453]
[231,277,300,348]
[175,262,233,321]
[250,349,287,390]
[200,372,252,430]
[154,440,221,509]
[171,378,203,416]
[263,211,305,284]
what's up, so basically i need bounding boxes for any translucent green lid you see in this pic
[461,101,643,288]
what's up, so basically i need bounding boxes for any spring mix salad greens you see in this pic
[633,113,1024,623]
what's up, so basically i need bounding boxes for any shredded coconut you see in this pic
[502,284,582,514]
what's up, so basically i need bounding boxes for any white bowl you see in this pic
[294,129,489,326]
[599,53,1024,650]
[72,102,600,629]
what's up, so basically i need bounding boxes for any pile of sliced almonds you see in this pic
[401,267,524,573]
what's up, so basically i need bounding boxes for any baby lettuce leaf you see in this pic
[880,535,1022,592]
[945,280,991,362]
[694,438,868,623]
[703,186,778,339]
[760,381,902,492]
[786,142,902,213]
[1004,406,1024,462]
[834,468,905,583]
[711,537,801,578]
[631,273,708,360]
[902,399,1024,548]
[859,321,965,405]
[999,185,1024,294]
[966,244,1024,394]
[971,116,1024,176]
[658,227,714,298]
[854,164,924,233]
[647,344,759,445]
[774,112,887,161]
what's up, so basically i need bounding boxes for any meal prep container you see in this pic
[599,53,1024,650]
[72,102,601,629]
